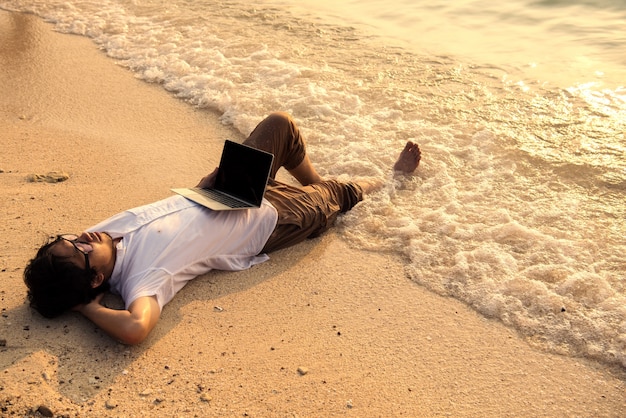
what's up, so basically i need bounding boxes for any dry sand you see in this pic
[1,10,625,417]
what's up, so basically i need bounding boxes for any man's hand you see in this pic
[196,167,219,189]
[72,293,104,313]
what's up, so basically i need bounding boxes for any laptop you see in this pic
[172,140,274,211]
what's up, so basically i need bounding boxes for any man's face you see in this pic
[49,232,116,281]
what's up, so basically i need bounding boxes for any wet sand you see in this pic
[1,10,624,417]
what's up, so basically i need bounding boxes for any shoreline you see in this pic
[1,10,625,417]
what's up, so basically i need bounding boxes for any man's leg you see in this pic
[247,112,420,253]
[243,112,322,185]
[242,113,362,252]
[261,179,363,253]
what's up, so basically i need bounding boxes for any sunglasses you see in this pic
[55,234,93,271]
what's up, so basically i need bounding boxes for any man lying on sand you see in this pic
[23,112,421,345]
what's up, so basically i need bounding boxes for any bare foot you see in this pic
[393,141,421,173]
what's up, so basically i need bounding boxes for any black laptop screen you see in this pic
[214,140,274,206]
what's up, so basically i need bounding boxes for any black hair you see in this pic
[23,239,110,318]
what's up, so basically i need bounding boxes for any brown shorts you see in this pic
[262,179,363,253]
[242,112,363,253]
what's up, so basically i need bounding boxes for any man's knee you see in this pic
[264,112,295,132]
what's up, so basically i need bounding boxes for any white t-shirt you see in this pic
[87,195,278,310]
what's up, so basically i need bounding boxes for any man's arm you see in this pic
[75,295,161,345]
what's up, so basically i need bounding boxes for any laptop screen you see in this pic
[214,140,274,206]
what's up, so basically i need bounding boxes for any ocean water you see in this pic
[1,0,625,368]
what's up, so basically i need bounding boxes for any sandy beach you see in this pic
[1,10,625,417]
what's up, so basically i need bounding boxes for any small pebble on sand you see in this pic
[26,171,70,183]
[139,389,153,397]
[36,405,54,417]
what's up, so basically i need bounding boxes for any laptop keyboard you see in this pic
[192,188,251,208]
